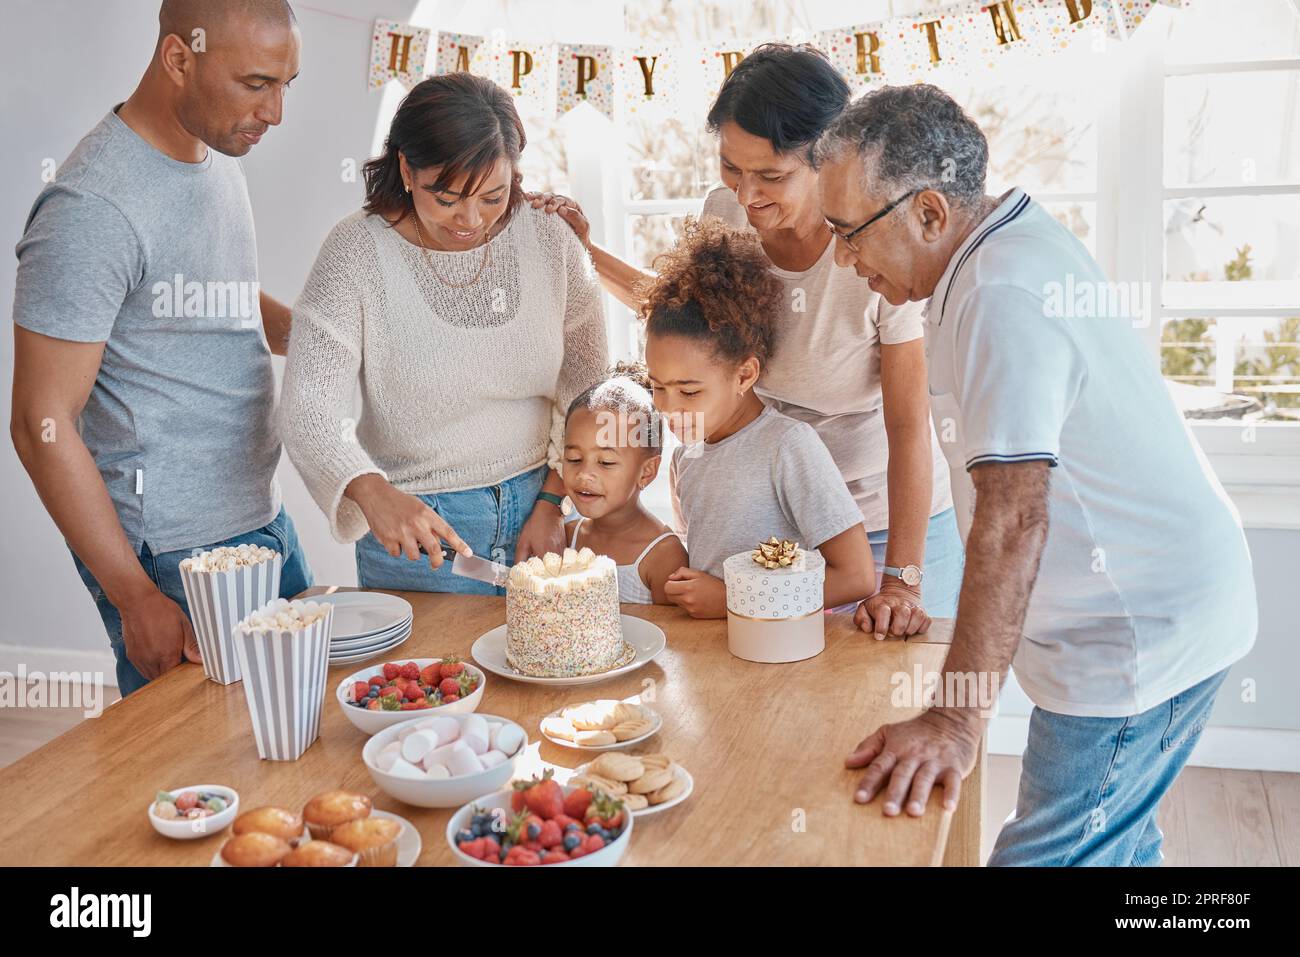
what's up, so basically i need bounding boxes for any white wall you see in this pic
[0,0,422,672]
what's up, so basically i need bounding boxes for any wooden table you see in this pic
[0,590,984,866]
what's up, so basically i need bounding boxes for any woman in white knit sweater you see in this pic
[280,74,608,592]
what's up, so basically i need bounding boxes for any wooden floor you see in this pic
[2,706,1293,866]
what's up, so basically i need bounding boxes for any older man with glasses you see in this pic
[814,83,1257,866]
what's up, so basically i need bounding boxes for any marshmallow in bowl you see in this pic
[236,598,329,633]
[181,544,278,574]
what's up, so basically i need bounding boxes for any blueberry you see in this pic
[586,823,601,835]
[527,823,540,840]
[563,833,581,851]
[538,849,548,860]
[564,822,580,832]
[454,829,474,845]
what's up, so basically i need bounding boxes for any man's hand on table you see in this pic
[119,586,202,679]
[846,708,982,816]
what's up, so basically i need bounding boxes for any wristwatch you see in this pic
[882,563,923,587]
[536,491,571,516]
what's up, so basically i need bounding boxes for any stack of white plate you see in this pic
[314,592,414,665]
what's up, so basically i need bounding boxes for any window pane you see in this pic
[629,213,687,269]
[1163,195,1300,287]
[1164,0,1300,64]
[1042,201,1096,257]
[518,106,570,195]
[947,78,1099,194]
[1164,70,1300,187]
[1162,316,1300,421]
[626,112,717,201]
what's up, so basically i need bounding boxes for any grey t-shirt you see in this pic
[13,108,281,554]
[670,405,864,577]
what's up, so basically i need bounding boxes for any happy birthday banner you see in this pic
[368,0,1187,118]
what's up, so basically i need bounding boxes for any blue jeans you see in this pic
[71,506,315,697]
[355,465,547,594]
[868,506,964,618]
[988,667,1229,866]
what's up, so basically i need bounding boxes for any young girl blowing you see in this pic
[561,364,688,604]
[641,217,876,619]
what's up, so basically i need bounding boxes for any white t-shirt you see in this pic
[670,405,864,578]
[701,186,952,532]
[924,187,1257,718]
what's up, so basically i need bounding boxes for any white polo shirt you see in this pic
[923,188,1257,718]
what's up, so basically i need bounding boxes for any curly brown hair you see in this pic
[636,217,784,367]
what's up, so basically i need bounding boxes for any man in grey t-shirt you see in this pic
[10,0,312,695]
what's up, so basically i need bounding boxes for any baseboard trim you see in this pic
[0,644,118,689]
[988,714,1300,773]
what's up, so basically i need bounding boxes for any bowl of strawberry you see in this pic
[445,770,632,867]
[336,657,485,734]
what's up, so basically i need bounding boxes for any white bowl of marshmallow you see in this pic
[362,712,528,808]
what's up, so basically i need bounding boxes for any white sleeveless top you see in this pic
[567,518,679,605]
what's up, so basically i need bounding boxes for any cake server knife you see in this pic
[420,543,512,588]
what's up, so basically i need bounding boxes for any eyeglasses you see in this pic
[828,188,920,252]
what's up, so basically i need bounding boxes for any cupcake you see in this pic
[232,806,305,845]
[281,840,358,867]
[302,790,372,840]
[219,832,292,867]
[329,817,401,867]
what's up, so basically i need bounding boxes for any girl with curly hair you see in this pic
[643,218,880,622]
[560,362,687,604]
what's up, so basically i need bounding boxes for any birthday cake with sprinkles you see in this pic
[505,548,633,678]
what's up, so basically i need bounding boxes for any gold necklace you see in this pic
[412,214,491,288]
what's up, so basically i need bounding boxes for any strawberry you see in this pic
[400,661,420,680]
[351,681,369,701]
[439,658,465,680]
[562,787,593,820]
[393,676,410,691]
[403,684,424,701]
[540,850,570,864]
[553,813,580,832]
[510,790,527,813]
[585,791,625,831]
[379,685,400,699]
[457,672,477,697]
[366,698,382,710]
[567,842,588,860]
[419,664,440,686]
[382,662,400,680]
[537,820,563,849]
[400,701,419,710]
[511,769,564,820]
[437,677,461,697]
[583,833,606,853]
[442,694,460,703]
[368,675,386,688]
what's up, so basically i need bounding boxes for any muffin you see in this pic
[232,806,305,844]
[302,790,372,840]
[219,832,292,867]
[329,817,401,867]
[281,840,358,867]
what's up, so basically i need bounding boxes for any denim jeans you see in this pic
[988,667,1229,866]
[354,465,547,594]
[71,505,314,697]
[867,506,965,618]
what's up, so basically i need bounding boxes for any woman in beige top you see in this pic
[531,44,963,633]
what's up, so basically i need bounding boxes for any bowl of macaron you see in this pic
[445,772,632,867]
[362,711,528,808]
[338,657,486,735]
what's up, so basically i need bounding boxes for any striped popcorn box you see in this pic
[232,600,333,762]
[179,545,283,685]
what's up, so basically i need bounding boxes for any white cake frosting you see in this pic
[505,548,630,677]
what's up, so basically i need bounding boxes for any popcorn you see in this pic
[181,543,278,574]
[236,597,330,633]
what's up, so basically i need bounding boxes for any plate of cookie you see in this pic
[540,699,661,750]
[567,751,692,817]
